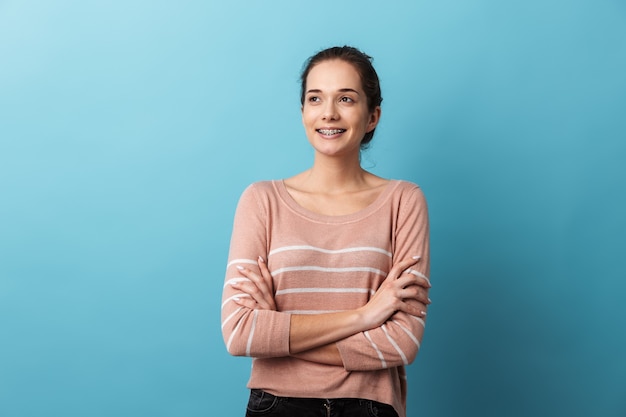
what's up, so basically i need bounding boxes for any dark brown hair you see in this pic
[300,46,383,149]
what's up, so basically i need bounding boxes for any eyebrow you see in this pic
[306,88,361,95]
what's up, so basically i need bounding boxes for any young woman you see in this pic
[221,46,431,417]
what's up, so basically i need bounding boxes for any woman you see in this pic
[221,46,431,417]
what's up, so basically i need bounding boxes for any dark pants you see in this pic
[245,389,399,417]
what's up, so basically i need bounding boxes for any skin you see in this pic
[231,59,431,366]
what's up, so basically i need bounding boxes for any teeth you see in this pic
[318,129,345,135]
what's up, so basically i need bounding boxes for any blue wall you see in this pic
[1,1,624,416]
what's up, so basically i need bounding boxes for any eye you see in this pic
[308,96,321,103]
[340,96,354,103]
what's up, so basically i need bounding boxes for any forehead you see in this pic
[306,59,362,91]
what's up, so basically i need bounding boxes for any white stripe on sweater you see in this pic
[364,331,387,368]
[271,266,387,277]
[270,245,392,257]
[221,293,250,309]
[392,319,421,349]
[226,258,258,269]
[246,310,258,356]
[275,287,374,296]
[410,316,426,328]
[382,324,408,365]
[226,318,244,352]
[222,306,244,329]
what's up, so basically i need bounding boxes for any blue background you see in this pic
[1,0,625,416]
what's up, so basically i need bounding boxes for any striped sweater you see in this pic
[221,180,430,417]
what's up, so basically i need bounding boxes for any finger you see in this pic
[257,256,275,294]
[237,265,273,301]
[401,284,431,305]
[387,256,421,281]
[388,273,431,305]
[233,295,258,310]
[395,273,428,291]
[234,265,277,310]
[230,280,262,301]
[257,258,277,310]
[400,299,428,318]
[402,268,431,288]
[231,282,274,310]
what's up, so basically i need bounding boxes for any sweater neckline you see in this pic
[273,179,400,224]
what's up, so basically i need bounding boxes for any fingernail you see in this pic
[412,256,421,260]
[236,265,244,271]
[258,256,264,263]
[421,311,427,316]
[427,298,432,303]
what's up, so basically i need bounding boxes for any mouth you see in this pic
[316,128,346,136]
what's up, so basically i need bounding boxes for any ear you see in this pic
[366,106,381,132]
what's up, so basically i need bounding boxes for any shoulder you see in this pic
[237,180,281,208]
[386,180,428,218]
[390,180,426,200]
[242,180,276,196]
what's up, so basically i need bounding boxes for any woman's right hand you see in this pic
[358,256,431,329]
[231,256,277,311]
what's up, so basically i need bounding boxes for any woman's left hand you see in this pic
[232,256,277,311]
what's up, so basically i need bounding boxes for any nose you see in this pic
[322,101,338,120]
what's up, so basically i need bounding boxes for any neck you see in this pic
[303,152,368,193]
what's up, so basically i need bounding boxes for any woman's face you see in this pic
[301,59,380,159]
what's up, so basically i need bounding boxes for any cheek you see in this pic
[302,110,317,128]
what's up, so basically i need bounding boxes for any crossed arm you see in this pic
[221,183,430,369]
[231,255,431,366]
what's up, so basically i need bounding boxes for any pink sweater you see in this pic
[221,180,430,417]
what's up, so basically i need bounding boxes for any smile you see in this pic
[317,129,346,135]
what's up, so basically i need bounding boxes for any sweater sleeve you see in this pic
[221,184,291,358]
[336,185,430,371]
